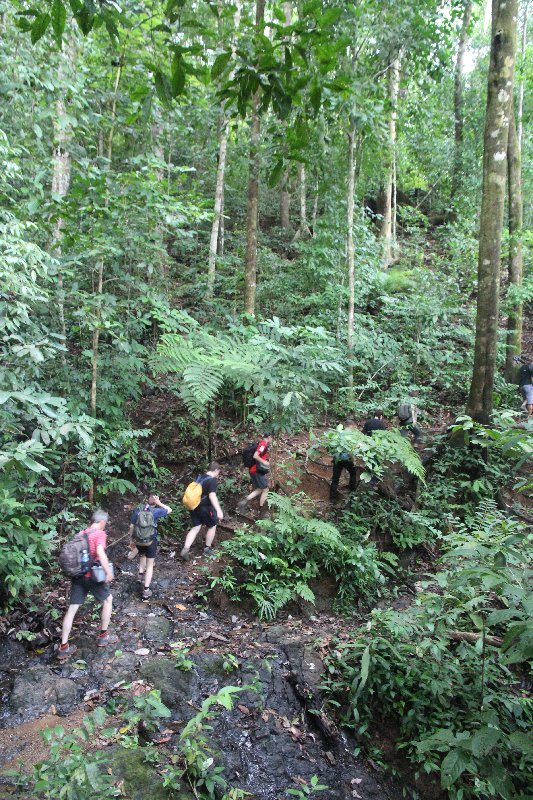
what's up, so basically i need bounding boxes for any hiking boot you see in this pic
[142,587,153,601]
[180,548,190,562]
[57,643,77,661]
[96,632,118,647]
[236,499,249,512]
[203,546,213,557]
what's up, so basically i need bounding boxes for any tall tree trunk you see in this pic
[280,169,291,229]
[451,0,474,201]
[244,0,265,315]
[90,62,122,421]
[346,124,356,389]
[293,162,311,240]
[466,0,518,423]
[207,116,228,299]
[504,103,523,380]
[517,1,528,150]
[51,36,77,366]
[207,0,240,299]
[279,1,292,231]
[379,53,401,267]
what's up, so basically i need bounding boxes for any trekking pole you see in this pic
[106,530,133,551]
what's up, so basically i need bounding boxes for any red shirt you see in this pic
[84,526,107,577]
[249,439,268,474]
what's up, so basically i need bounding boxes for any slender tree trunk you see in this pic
[244,0,265,315]
[379,53,401,267]
[280,169,291,229]
[207,116,228,299]
[466,0,518,423]
[311,175,319,235]
[346,124,356,389]
[218,190,225,255]
[90,62,122,421]
[207,0,240,299]
[517,1,528,150]
[279,1,292,231]
[504,103,523,380]
[293,162,311,240]
[51,36,77,366]
[451,0,474,201]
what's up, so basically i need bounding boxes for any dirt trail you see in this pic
[0,498,400,800]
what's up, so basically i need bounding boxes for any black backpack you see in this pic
[133,507,156,546]
[397,403,413,422]
[242,442,259,468]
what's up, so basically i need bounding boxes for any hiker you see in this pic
[397,402,422,443]
[517,361,533,413]
[128,494,172,600]
[181,463,223,561]
[57,510,115,660]
[237,433,273,512]
[522,381,533,415]
[362,409,388,436]
[329,449,358,502]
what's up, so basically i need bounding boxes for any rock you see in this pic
[10,666,77,715]
[141,616,173,643]
[51,678,78,711]
[108,745,191,800]
[139,658,198,710]
[0,639,26,670]
[100,651,139,686]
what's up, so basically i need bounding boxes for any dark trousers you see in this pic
[330,459,357,501]
[400,423,422,443]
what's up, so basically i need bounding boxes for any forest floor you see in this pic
[0,392,530,800]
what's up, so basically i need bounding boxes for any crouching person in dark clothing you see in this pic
[330,452,358,502]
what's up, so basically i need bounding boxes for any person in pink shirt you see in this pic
[57,510,115,661]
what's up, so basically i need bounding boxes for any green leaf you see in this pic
[211,51,231,80]
[171,57,186,96]
[51,0,66,41]
[358,645,370,692]
[471,727,501,757]
[31,12,51,43]
[154,69,173,106]
[440,750,469,788]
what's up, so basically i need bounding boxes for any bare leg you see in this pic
[259,487,269,507]
[245,488,262,502]
[143,557,155,588]
[182,525,202,555]
[205,525,217,547]
[61,604,80,645]
[138,553,147,577]
[100,595,113,632]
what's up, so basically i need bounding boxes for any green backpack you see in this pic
[133,507,155,546]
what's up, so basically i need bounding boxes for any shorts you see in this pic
[522,383,533,404]
[190,504,218,528]
[137,536,157,559]
[251,471,269,490]
[69,576,111,605]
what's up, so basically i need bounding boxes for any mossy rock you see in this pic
[108,746,170,800]
[139,657,197,711]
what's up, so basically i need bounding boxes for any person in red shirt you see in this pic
[57,510,116,661]
[237,433,273,512]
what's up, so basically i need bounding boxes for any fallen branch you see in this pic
[447,631,503,647]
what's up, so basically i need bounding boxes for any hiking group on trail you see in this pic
[54,437,277,659]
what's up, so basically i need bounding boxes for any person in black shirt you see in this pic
[181,463,223,561]
[362,409,388,436]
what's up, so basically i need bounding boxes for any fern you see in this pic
[315,426,425,482]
